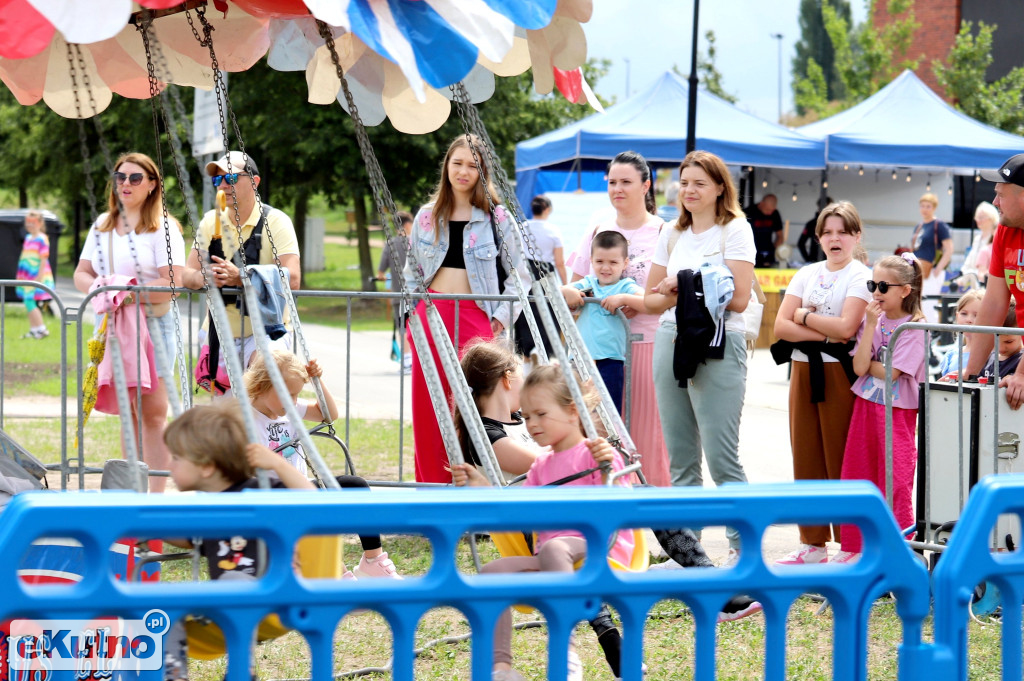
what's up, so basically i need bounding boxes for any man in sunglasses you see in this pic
[964,153,1024,409]
[183,151,301,377]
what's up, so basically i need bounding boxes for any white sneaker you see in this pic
[567,635,582,681]
[775,544,829,566]
[831,550,861,565]
[647,558,683,571]
[722,548,740,568]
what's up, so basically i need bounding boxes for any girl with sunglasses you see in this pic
[771,201,871,566]
[73,151,187,493]
[833,253,927,564]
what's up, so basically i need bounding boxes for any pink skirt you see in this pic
[629,341,671,486]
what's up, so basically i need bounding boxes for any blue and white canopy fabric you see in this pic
[798,69,1024,173]
[514,71,826,213]
[0,0,597,132]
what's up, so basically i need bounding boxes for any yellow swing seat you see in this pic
[184,535,343,660]
[489,529,649,614]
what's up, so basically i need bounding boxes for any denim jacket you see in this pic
[402,203,528,330]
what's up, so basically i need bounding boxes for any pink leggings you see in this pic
[839,399,918,553]
[408,295,492,483]
[481,536,587,666]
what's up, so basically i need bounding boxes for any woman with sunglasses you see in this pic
[73,151,186,493]
[770,201,871,565]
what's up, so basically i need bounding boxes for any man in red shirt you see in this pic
[966,153,1024,407]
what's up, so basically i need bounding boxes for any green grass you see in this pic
[298,241,394,331]
[0,305,87,397]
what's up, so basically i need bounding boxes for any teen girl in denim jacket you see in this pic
[402,134,527,483]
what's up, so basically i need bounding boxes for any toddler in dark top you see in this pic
[983,301,1023,380]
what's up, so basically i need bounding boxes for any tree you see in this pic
[672,31,736,103]
[792,0,851,114]
[794,0,919,119]
[933,21,1024,136]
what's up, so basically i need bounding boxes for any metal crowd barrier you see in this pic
[1,482,931,681]
[884,321,1024,562]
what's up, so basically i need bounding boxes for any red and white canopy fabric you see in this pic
[0,0,600,133]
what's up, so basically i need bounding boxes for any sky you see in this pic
[581,1,867,123]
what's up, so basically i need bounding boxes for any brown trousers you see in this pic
[789,360,856,545]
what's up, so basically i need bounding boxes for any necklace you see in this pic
[878,316,896,344]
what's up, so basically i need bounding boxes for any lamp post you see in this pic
[770,32,783,122]
[685,0,699,153]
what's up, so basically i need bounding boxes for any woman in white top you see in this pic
[645,150,755,563]
[772,201,871,565]
[73,152,187,493]
[957,201,998,288]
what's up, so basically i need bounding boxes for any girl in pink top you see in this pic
[835,254,927,564]
[565,150,670,486]
[452,364,630,681]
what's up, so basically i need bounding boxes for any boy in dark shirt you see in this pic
[983,301,1023,381]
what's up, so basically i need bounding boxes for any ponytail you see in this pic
[877,253,924,320]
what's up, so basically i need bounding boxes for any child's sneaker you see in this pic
[832,550,861,564]
[492,671,525,681]
[775,544,828,565]
[722,548,740,568]
[341,570,357,581]
[353,551,402,579]
[717,595,763,622]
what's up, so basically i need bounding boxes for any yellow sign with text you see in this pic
[755,268,798,294]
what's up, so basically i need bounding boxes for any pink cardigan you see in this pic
[91,275,158,414]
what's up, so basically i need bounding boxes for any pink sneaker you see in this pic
[831,550,861,564]
[775,544,828,565]
[342,570,357,581]
[353,551,403,579]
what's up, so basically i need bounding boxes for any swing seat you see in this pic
[184,535,343,659]
[490,529,649,614]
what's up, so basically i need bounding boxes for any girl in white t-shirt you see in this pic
[644,150,756,566]
[772,201,872,565]
[244,349,401,578]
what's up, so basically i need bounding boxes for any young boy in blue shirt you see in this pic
[561,231,647,412]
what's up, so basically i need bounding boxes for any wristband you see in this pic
[801,310,811,326]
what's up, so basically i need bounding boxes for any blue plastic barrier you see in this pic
[0,483,931,681]
[932,474,1024,681]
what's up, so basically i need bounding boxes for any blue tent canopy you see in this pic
[798,69,1024,172]
[514,71,825,215]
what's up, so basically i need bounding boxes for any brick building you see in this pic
[872,0,1024,97]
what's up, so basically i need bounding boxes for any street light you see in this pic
[770,32,783,122]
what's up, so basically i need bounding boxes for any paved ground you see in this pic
[4,281,804,562]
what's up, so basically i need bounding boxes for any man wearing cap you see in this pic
[964,153,1024,408]
[184,151,301,371]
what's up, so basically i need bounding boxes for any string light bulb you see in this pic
[948,184,954,195]
[858,166,864,176]
[762,179,768,188]
[926,175,932,192]
[843,164,849,170]
[975,171,981,182]
[822,179,829,188]
[792,187,798,202]
[892,169,898,181]
[906,172,912,183]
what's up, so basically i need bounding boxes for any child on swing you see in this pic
[244,349,339,478]
[453,340,543,481]
[451,364,627,681]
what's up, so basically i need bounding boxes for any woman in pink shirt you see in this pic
[565,151,669,486]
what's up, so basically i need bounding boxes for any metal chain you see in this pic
[66,43,145,493]
[315,19,493,477]
[449,87,547,362]
[139,13,190,413]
